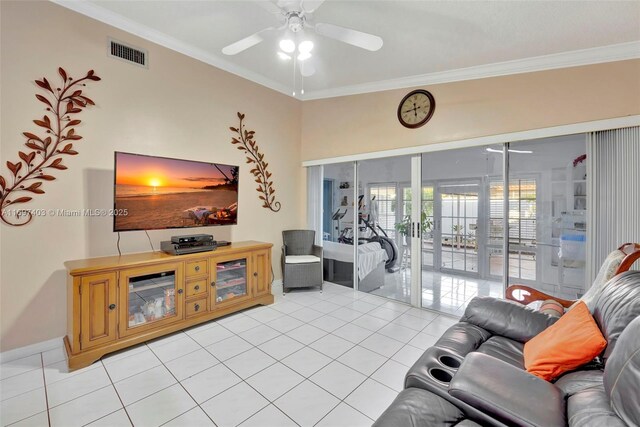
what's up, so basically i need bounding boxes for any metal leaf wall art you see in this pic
[0,68,101,226]
[230,112,281,212]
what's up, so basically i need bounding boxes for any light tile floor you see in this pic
[372,270,504,316]
[0,282,459,427]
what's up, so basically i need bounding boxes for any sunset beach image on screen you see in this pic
[114,152,239,231]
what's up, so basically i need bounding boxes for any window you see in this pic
[369,184,397,240]
[490,178,537,280]
[489,179,537,245]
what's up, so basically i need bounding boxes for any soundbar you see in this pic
[161,240,217,255]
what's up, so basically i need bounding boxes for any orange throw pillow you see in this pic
[524,301,606,381]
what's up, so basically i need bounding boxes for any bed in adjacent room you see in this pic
[322,241,388,292]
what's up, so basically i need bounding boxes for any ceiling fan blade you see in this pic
[314,23,383,51]
[222,27,275,55]
[302,0,325,13]
[300,61,316,77]
[257,1,285,17]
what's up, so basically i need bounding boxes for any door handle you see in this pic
[411,222,415,238]
[417,222,421,239]
[108,304,116,310]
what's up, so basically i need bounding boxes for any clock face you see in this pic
[397,90,435,129]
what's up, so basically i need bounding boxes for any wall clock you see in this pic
[397,89,435,129]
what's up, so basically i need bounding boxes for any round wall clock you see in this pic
[397,89,435,129]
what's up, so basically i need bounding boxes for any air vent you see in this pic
[108,38,148,68]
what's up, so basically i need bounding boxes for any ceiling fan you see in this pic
[221,0,384,76]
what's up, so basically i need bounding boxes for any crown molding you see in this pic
[301,41,640,100]
[51,1,639,101]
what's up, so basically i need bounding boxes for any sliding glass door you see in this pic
[316,134,589,315]
[507,136,588,300]
[420,145,504,315]
[356,156,414,304]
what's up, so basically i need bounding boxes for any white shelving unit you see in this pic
[547,159,587,298]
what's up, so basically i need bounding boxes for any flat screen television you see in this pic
[113,152,239,232]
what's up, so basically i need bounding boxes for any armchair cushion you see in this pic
[285,255,321,264]
[524,301,606,381]
[461,297,558,343]
[449,352,566,427]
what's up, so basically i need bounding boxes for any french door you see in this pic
[422,181,482,277]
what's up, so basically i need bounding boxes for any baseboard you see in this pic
[0,336,64,364]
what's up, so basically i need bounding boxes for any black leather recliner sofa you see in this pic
[374,271,640,427]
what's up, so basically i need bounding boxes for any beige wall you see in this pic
[2,2,639,353]
[0,1,304,351]
[301,60,640,161]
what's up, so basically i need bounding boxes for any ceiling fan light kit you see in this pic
[279,39,296,53]
[298,40,314,53]
[221,0,383,97]
[297,51,311,61]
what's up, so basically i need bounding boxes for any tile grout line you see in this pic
[145,346,219,427]
[150,324,301,427]
[41,353,52,427]
[8,285,453,427]
[99,357,136,427]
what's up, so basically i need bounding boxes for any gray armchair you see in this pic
[282,230,323,293]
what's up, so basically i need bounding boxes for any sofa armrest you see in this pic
[449,353,566,427]
[461,297,557,342]
[312,244,323,259]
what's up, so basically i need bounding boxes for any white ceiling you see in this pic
[55,0,640,99]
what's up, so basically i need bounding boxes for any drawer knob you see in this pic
[195,266,200,272]
[108,304,116,310]
[194,285,200,291]
[178,289,184,294]
[194,303,200,312]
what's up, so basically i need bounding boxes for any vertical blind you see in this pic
[586,126,640,285]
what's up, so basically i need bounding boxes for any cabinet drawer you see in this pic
[186,279,208,298]
[186,260,208,278]
[186,298,207,317]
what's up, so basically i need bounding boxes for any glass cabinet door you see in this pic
[213,258,249,304]
[119,262,184,337]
